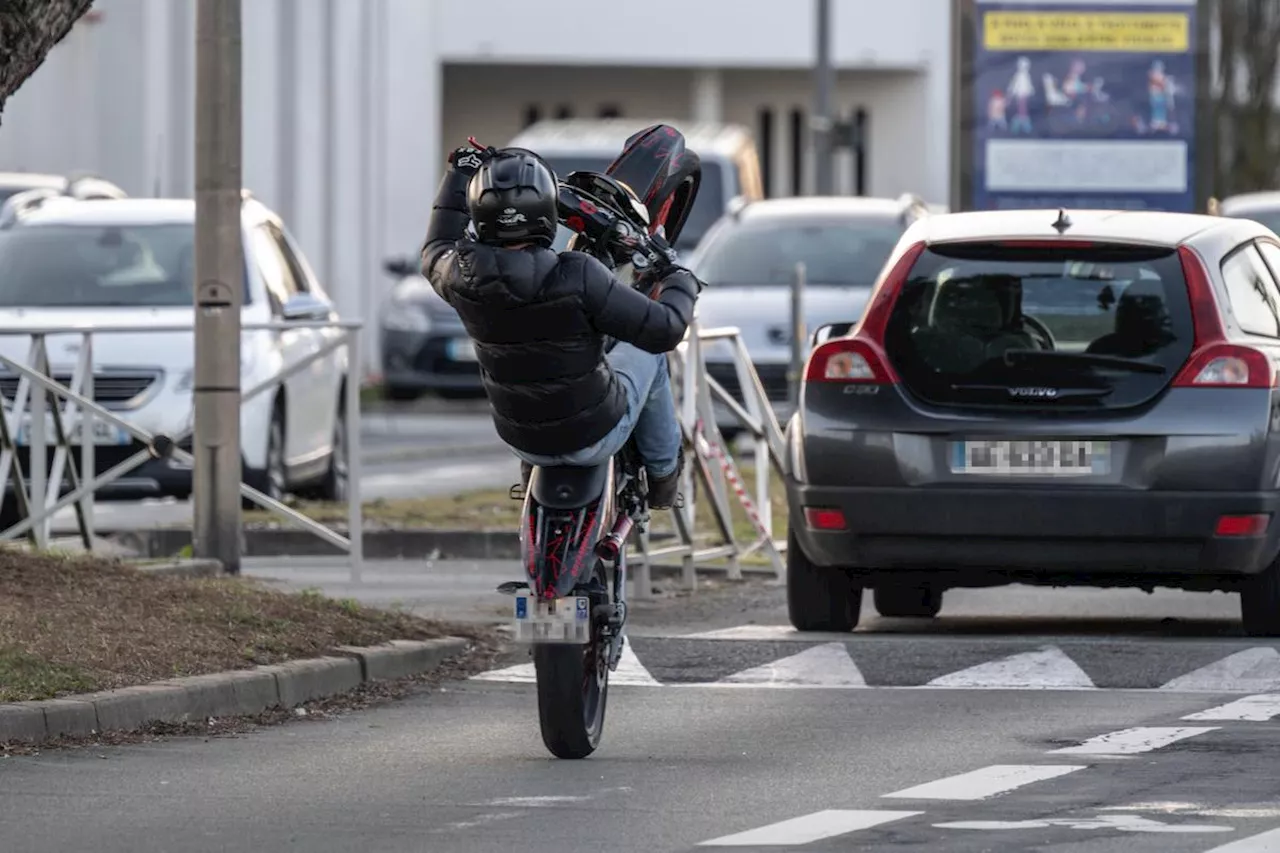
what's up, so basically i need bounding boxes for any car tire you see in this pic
[383,384,421,402]
[243,407,286,510]
[786,528,861,632]
[873,584,943,619]
[306,398,348,503]
[1240,557,1280,637]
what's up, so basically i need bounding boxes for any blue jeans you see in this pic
[514,343,681,479]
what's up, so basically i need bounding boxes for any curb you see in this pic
[128,558,225,578]
[0,636,469,745]
[108,528,523,560]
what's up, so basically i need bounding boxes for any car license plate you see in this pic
[950,439,1110,476]
[446,337,477,362]
[14,416,128,447]
[513,594,591,644]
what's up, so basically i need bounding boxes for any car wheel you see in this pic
[873,584,943,619]
[1241,557,1280,637]
[384,384,422,402]
[786,528,861,632]
[244,409,286,509]
[315,401,348,502]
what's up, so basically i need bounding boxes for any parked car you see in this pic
[0,193,348,518]
[0,171,127,206]
[1213,191,1280,235]
[688,195,932,436]
[378,255,485,400]
[788,207,1280,637]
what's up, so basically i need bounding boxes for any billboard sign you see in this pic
[957,0,1201,212]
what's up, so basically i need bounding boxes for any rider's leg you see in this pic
[603,343,682,508]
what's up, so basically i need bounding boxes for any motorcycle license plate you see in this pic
[513,595,591,644]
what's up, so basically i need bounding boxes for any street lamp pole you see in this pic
[192,0,244,574]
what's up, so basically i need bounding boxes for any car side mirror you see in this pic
[383,256,416,278]
[281,292,332,321]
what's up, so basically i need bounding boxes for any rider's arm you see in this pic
[418,167,472,303]
[575,254,699,353]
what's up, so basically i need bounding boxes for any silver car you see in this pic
[688,195,931,436]
[787,208,1280,636]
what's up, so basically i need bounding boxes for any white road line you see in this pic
[470,644,658,686]
[1160,647,1280,693]
[925,646,1096,690]
[1183,694,1280,722]
[683,625,803,641]
[881,765,1086,801]
[1049,726,1218,756]
[713,642,866,688]
[698,809,922,847]
[1198,827,1280,852]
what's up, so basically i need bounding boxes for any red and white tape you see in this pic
[693,420,770,541]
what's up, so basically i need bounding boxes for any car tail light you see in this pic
[1172,246,1277,389]
[1215,513,1270,537]
[804,507,847,530]
[805,338,896,383]
[803,240,925,384]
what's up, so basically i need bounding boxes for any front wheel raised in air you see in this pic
[534,639,608,759]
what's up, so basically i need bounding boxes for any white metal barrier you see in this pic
[0,319,787,597]
[632,319,789,598]
[0,321,365,580]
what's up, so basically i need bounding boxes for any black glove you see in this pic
[448,143,496,178]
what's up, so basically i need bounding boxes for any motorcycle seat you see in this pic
[530,463,612,509]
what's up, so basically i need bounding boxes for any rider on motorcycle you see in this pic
[419,142,701,509]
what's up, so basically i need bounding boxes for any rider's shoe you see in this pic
[647,451,683,510]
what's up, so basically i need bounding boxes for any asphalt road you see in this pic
[45,408,517,533]
[4,569,1280,851]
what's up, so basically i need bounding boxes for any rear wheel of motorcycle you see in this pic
[534,634,608,759]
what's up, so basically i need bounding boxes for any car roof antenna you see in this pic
[1051,209,1072,234]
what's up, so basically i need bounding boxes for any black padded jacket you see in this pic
[419,166,700,457]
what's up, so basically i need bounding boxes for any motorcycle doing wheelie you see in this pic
[493,124,704,760]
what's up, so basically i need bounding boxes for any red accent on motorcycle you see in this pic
[594,515,634,561]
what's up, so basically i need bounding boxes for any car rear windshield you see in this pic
[883,242,1196,411]
[693,217,904,288]
[0,222,249,308]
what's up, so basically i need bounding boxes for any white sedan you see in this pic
[0,193,348,518]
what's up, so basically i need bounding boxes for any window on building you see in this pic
[598,104,621,118]
[789,108,805,196]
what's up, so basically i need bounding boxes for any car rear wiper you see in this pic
[1001,349,1167,375]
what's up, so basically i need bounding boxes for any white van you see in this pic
[505,119,765,253]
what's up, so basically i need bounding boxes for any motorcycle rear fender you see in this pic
[520,465,616,600]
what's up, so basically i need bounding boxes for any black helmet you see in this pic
[467,148,558,247]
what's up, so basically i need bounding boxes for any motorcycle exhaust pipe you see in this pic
[595,515,634,561]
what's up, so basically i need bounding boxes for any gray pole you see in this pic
[193,0,244,575]
[788,262,806,408]
[813,0,835,196]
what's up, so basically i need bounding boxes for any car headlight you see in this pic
[383,304,432,333]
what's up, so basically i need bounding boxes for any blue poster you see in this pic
[971,0,1198,212]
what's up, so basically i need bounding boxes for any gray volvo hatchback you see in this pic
[785,208,1280,636]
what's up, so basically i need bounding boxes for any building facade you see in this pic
[0,0,953,374]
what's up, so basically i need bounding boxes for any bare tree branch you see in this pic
[0,0,95,125]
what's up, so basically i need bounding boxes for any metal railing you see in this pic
[0,321,366,580]
[631,319,788,598]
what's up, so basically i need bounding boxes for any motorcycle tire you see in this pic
[534,636,608,759]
